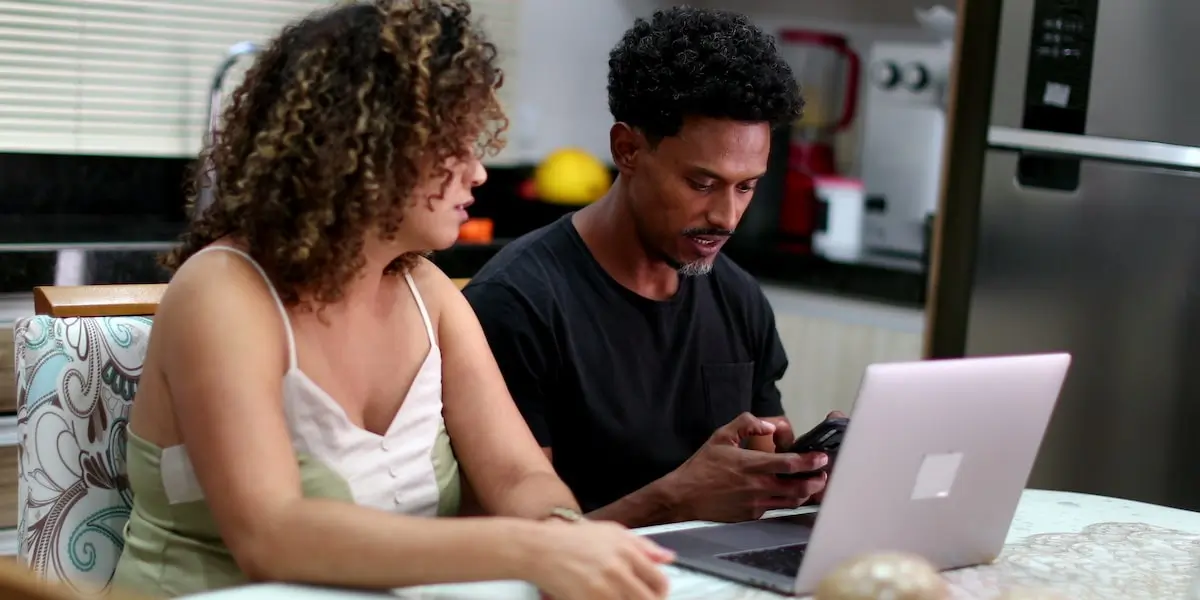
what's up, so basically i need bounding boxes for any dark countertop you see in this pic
[0,215,186,247]
[722,246,926,309]
[0,240,926,309]
[0,211,926,307]
[433,237,927,309]
[0,151,927,306]
[0,241,511,294]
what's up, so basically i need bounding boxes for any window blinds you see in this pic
[0,0,521,163]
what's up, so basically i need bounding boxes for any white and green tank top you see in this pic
[113,245,460,598]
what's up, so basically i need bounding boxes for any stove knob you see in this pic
[902,63,930,91]
[872,61,900,89]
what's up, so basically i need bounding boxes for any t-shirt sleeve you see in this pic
[752,290,789,418]
[462,281,558,447]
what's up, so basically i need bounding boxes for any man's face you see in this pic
[619,117,771,276]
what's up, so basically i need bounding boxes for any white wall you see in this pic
[509,0,953,169]
[507,0,669,163]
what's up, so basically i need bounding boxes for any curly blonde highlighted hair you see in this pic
[163,0,506,307]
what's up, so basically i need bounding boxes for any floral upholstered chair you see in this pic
[12,284,164,596]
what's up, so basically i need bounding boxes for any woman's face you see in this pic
[397,150,487,251]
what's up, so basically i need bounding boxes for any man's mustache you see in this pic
[682,228,735,237]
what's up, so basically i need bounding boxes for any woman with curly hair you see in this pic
[112,2,672,598]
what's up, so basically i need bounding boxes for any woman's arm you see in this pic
[420,263,581,519]
[154,257,550,588]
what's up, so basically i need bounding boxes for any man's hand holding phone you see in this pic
[777,411,848,504]
[658,413,830,523]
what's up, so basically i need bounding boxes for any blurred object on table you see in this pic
[814,551,947,600]
[458,218,494,244]
[993,588,1068,600]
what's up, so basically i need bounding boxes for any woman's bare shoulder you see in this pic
[406,257,475,330]
[407,256,460,301]
[153,248,290,366]
[165,248,273,310]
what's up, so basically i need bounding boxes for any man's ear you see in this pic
[610,122,643,175]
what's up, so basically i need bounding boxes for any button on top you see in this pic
[380,439,390,451]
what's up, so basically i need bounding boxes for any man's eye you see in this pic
[689,180,713,192]
[737,184,756,193]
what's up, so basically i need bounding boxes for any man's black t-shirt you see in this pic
[462,215,788,512]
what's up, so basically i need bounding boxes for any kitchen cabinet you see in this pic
[765,285,925,428]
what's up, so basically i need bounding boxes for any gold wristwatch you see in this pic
[546,507,585,523]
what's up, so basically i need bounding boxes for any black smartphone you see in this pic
[778,417,849,479]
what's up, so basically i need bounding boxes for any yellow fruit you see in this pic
[534,148,613,206]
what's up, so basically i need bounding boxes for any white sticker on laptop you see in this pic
[1043,82,1071,107]
[910,452,964,500]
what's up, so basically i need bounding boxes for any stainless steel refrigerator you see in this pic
[963,0,1200,511]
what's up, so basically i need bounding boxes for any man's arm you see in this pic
[529,446,679,528]
[470,278,685,526]
[584,476,680,528]
[466,279,680,526]
[428,265,577,520]
[746,287,793,453]
[461,280,562,488]
[531,442,676,527]
[584,414,825,527]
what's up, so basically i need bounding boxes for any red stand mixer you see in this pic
[776,30,861,254]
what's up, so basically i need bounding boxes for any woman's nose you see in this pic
[469,157,487,187]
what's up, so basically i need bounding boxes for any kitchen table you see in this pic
[182,489,1200,600]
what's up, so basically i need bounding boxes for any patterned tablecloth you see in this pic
[184,489,1200,600]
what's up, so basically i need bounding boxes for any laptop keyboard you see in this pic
[716,543,808,576]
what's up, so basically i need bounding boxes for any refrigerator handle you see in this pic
[989,127,1200,171]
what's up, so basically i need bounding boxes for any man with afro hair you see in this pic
[464,6,835,527]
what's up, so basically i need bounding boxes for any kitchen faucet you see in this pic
[195,41,260,218]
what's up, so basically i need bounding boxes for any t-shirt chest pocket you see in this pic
[700,362,755,429]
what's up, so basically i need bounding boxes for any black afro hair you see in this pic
[607,6,804,142]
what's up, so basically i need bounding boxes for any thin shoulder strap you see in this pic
[190,246,299,370]
[403,272,437,347]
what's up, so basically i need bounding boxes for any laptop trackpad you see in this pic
[653,511,816,556]
[698,514,815,551]
[716,542,808,577]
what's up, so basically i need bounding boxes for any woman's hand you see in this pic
[527,519,674,600]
